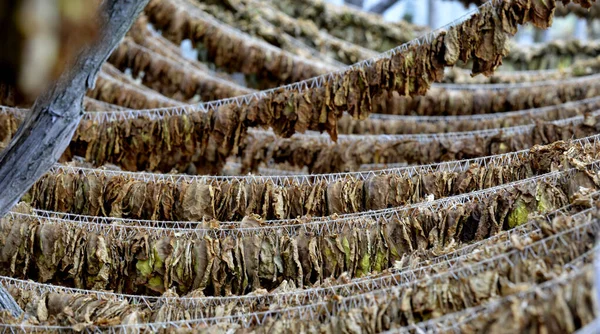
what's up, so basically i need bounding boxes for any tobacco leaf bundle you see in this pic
[442,55,600,84]
[101,63,146,88]
[99,63,194,106]
[555,1,600,18]
[71,112,217,173]
[0,109,22,152]
[82,98,130,112]
[185,0,343,68]
[220,216,597,333]
[265,0,422,52]
[1,202,596,329]
[0,0,582,176]
[452,0,600,20]
[2,168,595,296]
[127,16,242,85]
[0,291,147,329]
[145,0,335,89]
[120,0,591,175]
[338,97,600,135]
[442,67,567,84]
[247,0,377,64]
[241,116,600,174]
[193,0,377,66]
[1,4,597,176]
[2,2,595,173]
[0,107,226,174]
[504,39,600,70]
[109,38,252,103]
[454,267,596,333]
[29,137,600,221]
[455,41,600,72]
[88,72,181,110]
[372,76,600,116]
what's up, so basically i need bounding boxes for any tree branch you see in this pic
[0,0,149,317]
